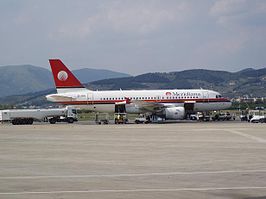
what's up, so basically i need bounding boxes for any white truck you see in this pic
[0,106,78,125]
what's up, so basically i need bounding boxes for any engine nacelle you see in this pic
[164,107,185,120]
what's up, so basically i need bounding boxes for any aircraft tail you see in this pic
[49,59,88,93]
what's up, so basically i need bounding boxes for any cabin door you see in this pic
[115,104,126,113]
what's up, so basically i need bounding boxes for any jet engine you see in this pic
[164,107,185,120]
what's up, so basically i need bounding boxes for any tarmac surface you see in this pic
[0,122,266,199]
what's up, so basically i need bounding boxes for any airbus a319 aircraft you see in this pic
[46,59,232,120]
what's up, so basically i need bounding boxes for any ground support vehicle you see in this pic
[212,112,232,121]
[135,114,151,124]
[0,106,77,125]
[114,113,128,124]
[250,115,266,123]
[189,112,210,121]
[95,113,109,125]
[247,110,266,122]
[240,114,248,121]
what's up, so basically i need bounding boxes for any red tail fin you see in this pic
[49,59,84,89]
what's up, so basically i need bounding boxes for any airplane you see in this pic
[46,59,232,120]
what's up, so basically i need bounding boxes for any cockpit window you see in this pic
[216,95,222,98]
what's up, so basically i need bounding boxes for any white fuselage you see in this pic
[46,89,232,113]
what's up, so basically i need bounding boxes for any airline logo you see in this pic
[57,70,68,81]
[165,91,201,97]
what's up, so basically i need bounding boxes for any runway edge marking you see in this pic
[1,187,266,195]
[196,128,266,143]
[2,169,266,179]
[226,129,266,143]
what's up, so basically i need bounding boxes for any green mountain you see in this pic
[0,65,53,97]
[0,65,130,98]
[88,68,266,98]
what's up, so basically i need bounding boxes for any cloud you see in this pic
[210,0,250,17]
[200,0,266,67]
[192,32,249,66]
[51,1,191,40]
[209,0,266,26]
[104,1,189,33]
[0,0,265,74]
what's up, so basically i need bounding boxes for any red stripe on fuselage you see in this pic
[56,98,231,105]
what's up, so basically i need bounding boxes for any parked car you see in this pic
[250,115,265,123]
[135,115,151,124]
[212,112,232,121]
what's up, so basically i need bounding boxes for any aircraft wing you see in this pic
[131,100,174,112]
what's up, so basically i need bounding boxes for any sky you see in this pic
[0,0,266,75]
